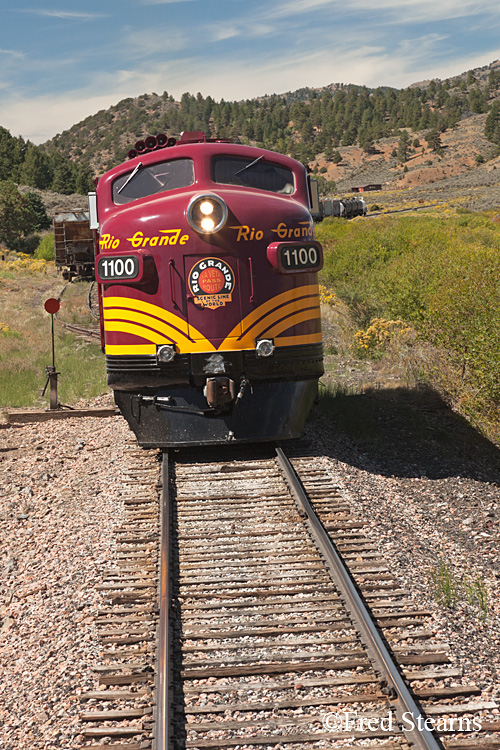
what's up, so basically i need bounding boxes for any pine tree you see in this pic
[0,181,40,251]
[425,129,442,152]
[485,101,500,145]
[20,144,53,189]
[398,130,410,162]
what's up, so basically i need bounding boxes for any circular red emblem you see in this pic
[198,267,225,294]
[188,257,235,309]
[44,298,60,314]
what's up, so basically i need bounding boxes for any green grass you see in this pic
[317,211,500,441]
[431,556,461,609]
[0,265,107,408]
[431,556,489,621]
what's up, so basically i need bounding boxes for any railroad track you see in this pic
[77,440,500,750]
[60,321,101,339]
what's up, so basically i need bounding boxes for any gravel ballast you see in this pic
[1,392,499,747]
[0,408,132,749]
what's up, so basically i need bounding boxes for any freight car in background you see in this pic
[310,195,368,221]
[53,211,95,280]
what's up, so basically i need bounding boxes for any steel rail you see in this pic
[156,450,172,750]
[60,321,101,339]
[275,445,444,750]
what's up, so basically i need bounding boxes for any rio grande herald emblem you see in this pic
[188,257,235,309]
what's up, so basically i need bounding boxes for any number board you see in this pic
[266,241,323,274]
[97,255,139,281]
[279,242,323,272]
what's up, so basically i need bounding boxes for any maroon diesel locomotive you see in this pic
[89,131,323,447]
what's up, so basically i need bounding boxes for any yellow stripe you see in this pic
[104,308,198,349]
[105,321,174,345]
[222,284,319,342]
[276,332,323,347]
[263,308,321,339]
[219,286,320,350]
[103,286,320,354]
[245,301,320,348]
[218,301,318,350]
[103,296,192,337]
[104,334,323,357]
[103,295,216,352]
[105,344,157,355]
[105,321,216,352]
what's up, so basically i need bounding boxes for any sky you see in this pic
[1,0,500,144]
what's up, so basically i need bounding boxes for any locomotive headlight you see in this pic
[157,345,176,363]
[187,193,228,234]
[256,339,275,358]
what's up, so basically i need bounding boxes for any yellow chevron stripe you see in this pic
[103,296,192,337]
[103,295,216,352]
[275,332,323,347]
[224,284,319,342]
[104,321,217,353]
[218,300,320,350]
[104,321,174,345]
[103,285,321,354]
[219,285,320,350]
[263,308,321,339]
[105,344,157,355]
[104,308,198,350]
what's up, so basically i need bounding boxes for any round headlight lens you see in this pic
[200,200,214,215]
[187,194,228,234]
[256,339,275,358]
[157,345,176,363]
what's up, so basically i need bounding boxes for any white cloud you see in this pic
[15,9,109,20]
[0,48,25,59]
[2,20,499,145]
[121,27,188,57]
[141,0,198,4]
[259,0,500,24]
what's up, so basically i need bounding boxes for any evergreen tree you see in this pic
[0,181,40,252]
[468,87,488,114]
[425,129,442,152]
[51,152,76,194]
[74,162,95,194]
[20,144,53,189]
[398,130,410,162]
[485,101,500,145]
[0,127,26,182]
[25,191,51,231]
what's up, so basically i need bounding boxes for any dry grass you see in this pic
[0,257,106,408]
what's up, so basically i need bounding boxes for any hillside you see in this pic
[44,61,500,171]
[3,59,500,214]
[315,113,500,212]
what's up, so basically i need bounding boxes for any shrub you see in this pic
[34,233,55,261]
[352,318,411,358]
[316,212,500,435]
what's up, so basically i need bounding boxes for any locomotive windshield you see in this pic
[113,158,194,204]
[212,156,294,194]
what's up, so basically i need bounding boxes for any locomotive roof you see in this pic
[101,141,306,181]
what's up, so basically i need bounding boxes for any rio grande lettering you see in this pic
[190,259,234,294]
[230,225,265,242]
[231,221,313,241]
[100,234,121,250]
[272,221,313,240]
[127,229,189,248]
